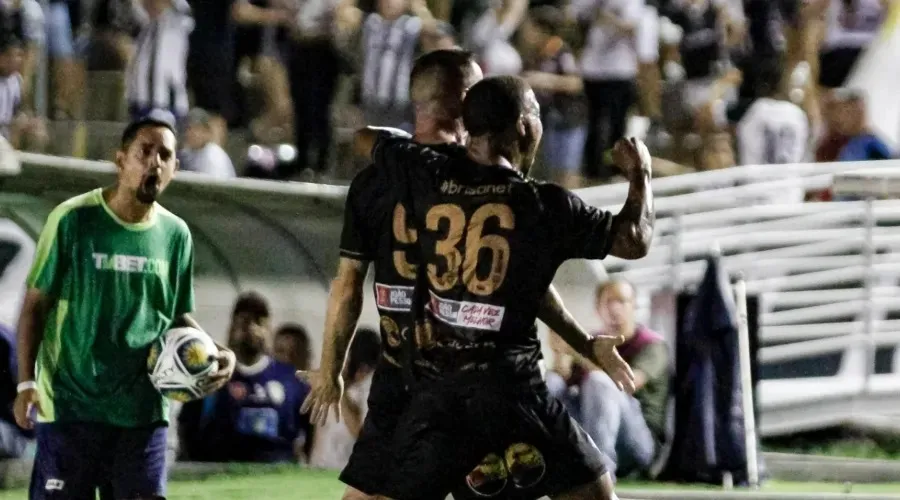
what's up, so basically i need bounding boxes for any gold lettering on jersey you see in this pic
[440,179,512,196]
[92,252,169,275]
[422,203,515,297]
[426,204,465,291]
[391,203,418,280]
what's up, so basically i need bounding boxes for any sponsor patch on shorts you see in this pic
[429,292,505,332]
[375,283,415,312]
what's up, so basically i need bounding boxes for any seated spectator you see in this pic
[519,5,587,188]
[180,108,236,178]
[177,292,312,463]
[547,280,669,479]
[309,327,380,470]
[0,35,46,151]
[273,322,312,371]
[126,0,193,125]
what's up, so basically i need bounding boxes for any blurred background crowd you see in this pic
[0,0,895,190]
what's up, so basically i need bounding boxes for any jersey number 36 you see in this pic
[393,202,514,296]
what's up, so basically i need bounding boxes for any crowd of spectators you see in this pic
[0,0,895,187]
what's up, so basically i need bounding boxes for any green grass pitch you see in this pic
[2,468,899,500]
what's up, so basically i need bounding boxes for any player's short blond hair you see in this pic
[409,49,480,119]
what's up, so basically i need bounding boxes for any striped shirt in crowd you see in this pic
[360,13,421,126]
[0,72,22,140]
[126,5,194,119]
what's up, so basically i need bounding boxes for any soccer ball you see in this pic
[147,327,219,402]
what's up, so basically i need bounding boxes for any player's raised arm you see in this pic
[352,126,413,160]
[608,137,655,260]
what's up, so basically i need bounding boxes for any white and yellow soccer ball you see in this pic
[147,327,219,402]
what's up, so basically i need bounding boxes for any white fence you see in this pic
[576,160,900,437]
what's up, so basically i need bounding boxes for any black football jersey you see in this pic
[370,131,617,388]
[340,144,467,367]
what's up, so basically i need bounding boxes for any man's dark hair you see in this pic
[409,49,478,107]
[345,327,380,381]
[755,59,783,99]
[231,291,271,322]
[275,322,311,369]
[528,5,564,36]
[120,112,177,150]
[463,75,533,139]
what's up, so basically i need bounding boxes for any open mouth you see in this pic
[142,174,160,192]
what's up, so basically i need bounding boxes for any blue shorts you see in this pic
[29,422,168,500]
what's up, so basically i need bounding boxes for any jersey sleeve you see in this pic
[544,184,616,260]
[173,228,196,317]
[26,204,71,296]
[339,165,379,261]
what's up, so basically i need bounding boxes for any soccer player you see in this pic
[13,115,237,500]
[359,75,654,500]
[301,50,633,500]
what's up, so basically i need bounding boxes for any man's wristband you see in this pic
[17,381,37,393]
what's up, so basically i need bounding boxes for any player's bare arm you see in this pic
[13,287,49,429]
[299,257,369,426]
[172,314,237,394]
[608,138,654,260]
[538,287,635,394]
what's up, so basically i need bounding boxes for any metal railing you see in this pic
[571,161,900,437]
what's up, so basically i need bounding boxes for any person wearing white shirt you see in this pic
[180,108,236,179]
[570,0,644,179]
[309,328,380,470]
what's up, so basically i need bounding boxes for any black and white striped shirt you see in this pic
[360,13,421,120]
[0,73,22,140]
[126,7,193,118]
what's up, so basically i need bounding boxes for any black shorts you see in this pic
[339,359,409,495]
[818,47,864,89]
[383,374,608,500]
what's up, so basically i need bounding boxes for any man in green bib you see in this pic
[13,114,237,500]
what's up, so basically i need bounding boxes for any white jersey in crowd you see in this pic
[573,0,645,81]
[736,97,809,167]
[822,0,886,51]
[179,143,236,179]
[309,372,373,470]
[468,6,523,76]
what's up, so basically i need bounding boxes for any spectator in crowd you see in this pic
[180,107,237,178]
[126,0,193,125]
[466,0,527,76]
[547,280,669,479]
[278,0,350,180]
[189,0,291,147]
[0,322,32,459]
[86,0,142,73]
[273,322,312,371]
[177,292,312,463]
[233,0,295,144]
[816,88,890,163]
[814,0,886,91]
[519,5,587,188]
[0,35,46,150]
[309,327,379,470]
[44,0,83,119]
[731,60,809,167]
[0,0,43,104]
[357,0,439,130]
[636,1,662,134]
[571,0,643,180]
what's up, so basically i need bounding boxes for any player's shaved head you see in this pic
[463,75,542,172]
[410,49,482,121]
